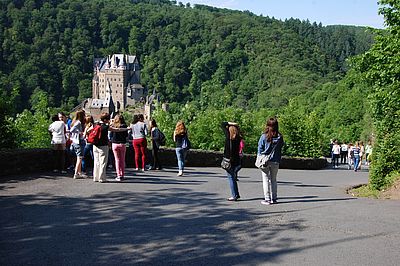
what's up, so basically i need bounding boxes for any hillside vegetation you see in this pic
[0,0,375,158]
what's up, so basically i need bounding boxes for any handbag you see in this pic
[221,139,232,170]
[255,143,276,169]
[221,157,231,170]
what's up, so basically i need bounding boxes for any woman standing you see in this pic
[48,114,67,173]
[332,141,341,169]
[82,115,94,175]
[69,110,86,179]
[150,119,163,170]
[173,121,190,176]
[110,115,128,181]
[257,117,284,205]
[131,114,148,171]
[352,142,361,172]
[221,121,242,201]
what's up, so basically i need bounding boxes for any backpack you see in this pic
[87,124,102,145]
[158,129,166,146]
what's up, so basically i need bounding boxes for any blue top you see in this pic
[257,133,284,163]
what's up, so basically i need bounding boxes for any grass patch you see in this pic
[348,184,380,198]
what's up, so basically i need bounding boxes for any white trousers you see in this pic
[261,162,280,201]
[93,145,109,182]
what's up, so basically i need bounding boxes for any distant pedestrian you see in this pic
[221,121,242,201]
[352,142,361,172]
[347,143,354,170]
[340,142,348,164]
[365,140,373,166]
[173,121,190,176]
[332,141,341,168]
[130,114,148,171]
[150,119,163,170]
[48,114,67,174]
[257,117,284,205]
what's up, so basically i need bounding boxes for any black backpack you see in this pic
[158,129,166,146]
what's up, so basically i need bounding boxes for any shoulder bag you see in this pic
[255,143,276,169]
[221,139,232,170]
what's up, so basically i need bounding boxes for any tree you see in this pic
[354,0,400,189]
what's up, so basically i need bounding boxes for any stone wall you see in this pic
[0,148,327,177]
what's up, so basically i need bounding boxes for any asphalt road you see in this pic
[1,165,399,266]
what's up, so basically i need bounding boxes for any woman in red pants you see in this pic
[130,114,148,171]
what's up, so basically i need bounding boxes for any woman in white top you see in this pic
[48,114,67,173]
[332,141,341,168]
[130,114,148,171]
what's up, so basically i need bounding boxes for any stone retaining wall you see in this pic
[0,148,327,177]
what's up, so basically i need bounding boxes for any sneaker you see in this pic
[115,177,121,182]
[261,200,271,205]
[73,174,83,179]
[135,168,139,171]
[80,173,88,178]
[61,170,67,174]
[227,197,238,201]
[99,179,107,183]
[177,170,183,176]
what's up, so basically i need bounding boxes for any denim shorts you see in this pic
[72,143,84,157]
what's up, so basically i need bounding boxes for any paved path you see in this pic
[1,166,399,266]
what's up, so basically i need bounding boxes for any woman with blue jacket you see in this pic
[257,117,284,205]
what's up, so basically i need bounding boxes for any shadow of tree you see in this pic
[0,188,308,265]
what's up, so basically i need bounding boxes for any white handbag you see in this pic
[255,144,276,169]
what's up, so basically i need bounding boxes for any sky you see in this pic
[184,0,385,29]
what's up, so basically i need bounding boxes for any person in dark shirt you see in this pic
[221,121,242,201]
[110,115,128,181]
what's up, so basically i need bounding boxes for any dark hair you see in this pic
[132,114,139,124]
[72,110,86,127]
[52,114,59,122]
[151,119,158,129]
[138,114,144,121]
[264,117,279,142]
[100,112,110,122]
[58,112,66,117]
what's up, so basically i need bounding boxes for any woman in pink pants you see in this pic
[110,115,128,181]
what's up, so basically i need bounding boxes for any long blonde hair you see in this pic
[112,114,125,128]
[229,126,239,140]
[174,121,186,136]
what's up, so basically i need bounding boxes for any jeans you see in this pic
[226,165,241,199]
[353,155,360,172]
[261,162,279,202]
[82,143,93,172]
[175,148,187,170]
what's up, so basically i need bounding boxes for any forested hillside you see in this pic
[0,0,374,113]
[0,0,377,158]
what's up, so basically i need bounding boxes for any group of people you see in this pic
[48,111,193,181]
[330,140,373,171]
[49,111,284,205]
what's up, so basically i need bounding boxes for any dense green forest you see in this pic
[0,0,375,150]
[4,0,397,191]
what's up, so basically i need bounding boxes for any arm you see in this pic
[108,126,129,132]
[221,122,229,138]
[257,134,266,155]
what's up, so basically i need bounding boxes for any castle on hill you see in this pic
[76,54,146,120]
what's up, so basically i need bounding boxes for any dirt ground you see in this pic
[380,179,400,199]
